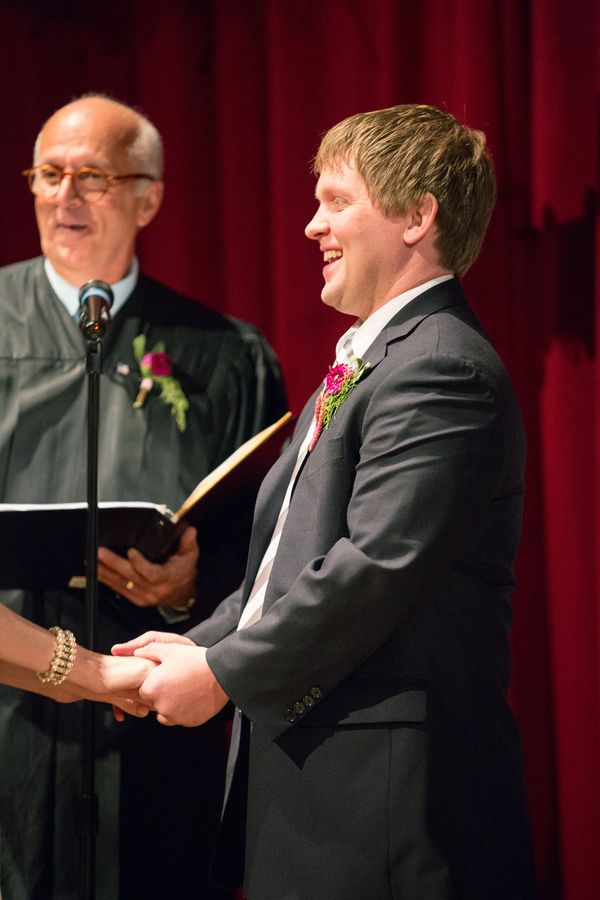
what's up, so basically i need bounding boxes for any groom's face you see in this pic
[304,159,413,322]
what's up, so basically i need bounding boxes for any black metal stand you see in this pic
[79,339,103,900]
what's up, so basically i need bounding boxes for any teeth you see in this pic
[323,250,342,263]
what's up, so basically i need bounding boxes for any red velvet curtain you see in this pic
[1,2,598,897]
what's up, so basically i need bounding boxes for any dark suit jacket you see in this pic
[190,279,536,900]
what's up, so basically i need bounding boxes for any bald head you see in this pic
[31,94,164,284]
[34,95,163,180]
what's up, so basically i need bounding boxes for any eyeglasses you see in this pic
[22,164,158,202]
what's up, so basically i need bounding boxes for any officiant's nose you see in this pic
[54,172,82,206]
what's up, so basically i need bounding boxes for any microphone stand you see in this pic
[80,336,102,900]
[78,281,113,900]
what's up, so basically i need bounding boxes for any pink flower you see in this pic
[141,351,173,377]
[307,357,369,452]
[325,363,353,395]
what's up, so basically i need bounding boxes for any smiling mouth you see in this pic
[56,222,88,233]
[323,250,342,265]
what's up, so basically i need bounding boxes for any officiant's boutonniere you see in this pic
[308,357,369,452]
[132,334,189,432]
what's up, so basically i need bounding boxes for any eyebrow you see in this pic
[314,180,346,200]
[40,159,109,170]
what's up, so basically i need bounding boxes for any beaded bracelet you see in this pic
[36,626,77,686]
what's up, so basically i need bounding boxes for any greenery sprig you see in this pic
[132,334,189,433]
[308,358,370,452]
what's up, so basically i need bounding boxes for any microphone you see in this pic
[78,280,114,341]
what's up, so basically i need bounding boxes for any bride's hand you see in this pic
[99,653,157,694]
[66,651,157,718]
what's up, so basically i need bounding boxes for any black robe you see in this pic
[0,257,287,899]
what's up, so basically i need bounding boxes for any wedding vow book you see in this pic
[0,412,294,589]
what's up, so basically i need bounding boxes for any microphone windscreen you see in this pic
[78,279,114,309]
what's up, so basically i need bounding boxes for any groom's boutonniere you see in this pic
[132,334,189,432]
[308,357,369,452]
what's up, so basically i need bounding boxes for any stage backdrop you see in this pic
[0,2,598,898]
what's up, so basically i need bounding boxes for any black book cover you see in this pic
[0,413,294,589]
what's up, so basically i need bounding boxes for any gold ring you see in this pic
[125,580,135,591]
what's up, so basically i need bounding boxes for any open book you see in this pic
[0,412,294,590]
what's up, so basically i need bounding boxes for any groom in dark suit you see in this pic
[116,104,536,899]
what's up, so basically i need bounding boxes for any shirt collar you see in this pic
[335,274,454,363]
[44,257,139,319]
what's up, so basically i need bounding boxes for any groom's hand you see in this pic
[134,643,229,727]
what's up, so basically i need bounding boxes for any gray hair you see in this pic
[127,110,164,179]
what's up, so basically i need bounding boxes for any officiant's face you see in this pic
[33,97,163,285]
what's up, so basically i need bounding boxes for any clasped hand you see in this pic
[93,654,158,720]
[112,632,229,727]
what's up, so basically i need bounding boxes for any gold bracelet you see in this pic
[36,626,77,686]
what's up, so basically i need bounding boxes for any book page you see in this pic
[172,411,293,523]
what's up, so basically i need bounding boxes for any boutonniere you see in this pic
[308,357,369,452]
[132,334,189,432]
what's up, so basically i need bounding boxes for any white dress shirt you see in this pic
[44,257,139,319]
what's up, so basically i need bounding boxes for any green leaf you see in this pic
[131,335,189,432]
[132,334,146,363]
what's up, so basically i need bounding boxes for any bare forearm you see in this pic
[0,660,80,701]
[0,603,60,673]
[0,603,89,691]
[0,604,155,709]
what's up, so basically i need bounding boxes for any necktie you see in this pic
[236,424,314,629]
[237,329,358,630]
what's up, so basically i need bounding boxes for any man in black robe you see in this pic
[0,95,286,899]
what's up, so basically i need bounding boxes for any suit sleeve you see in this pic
[183,582,242,647]
[205,352,516,740]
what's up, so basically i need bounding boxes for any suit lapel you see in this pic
[358,278,469,373]
[240,405,316,600]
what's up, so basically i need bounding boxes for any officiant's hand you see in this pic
[98,526,199,608]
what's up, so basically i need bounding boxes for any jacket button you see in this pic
[294,701,306,715]
[309,686,322,701]
[285,708,297,723]
[303,695,314,709]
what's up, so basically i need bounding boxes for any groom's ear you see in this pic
[403,192,439,246]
